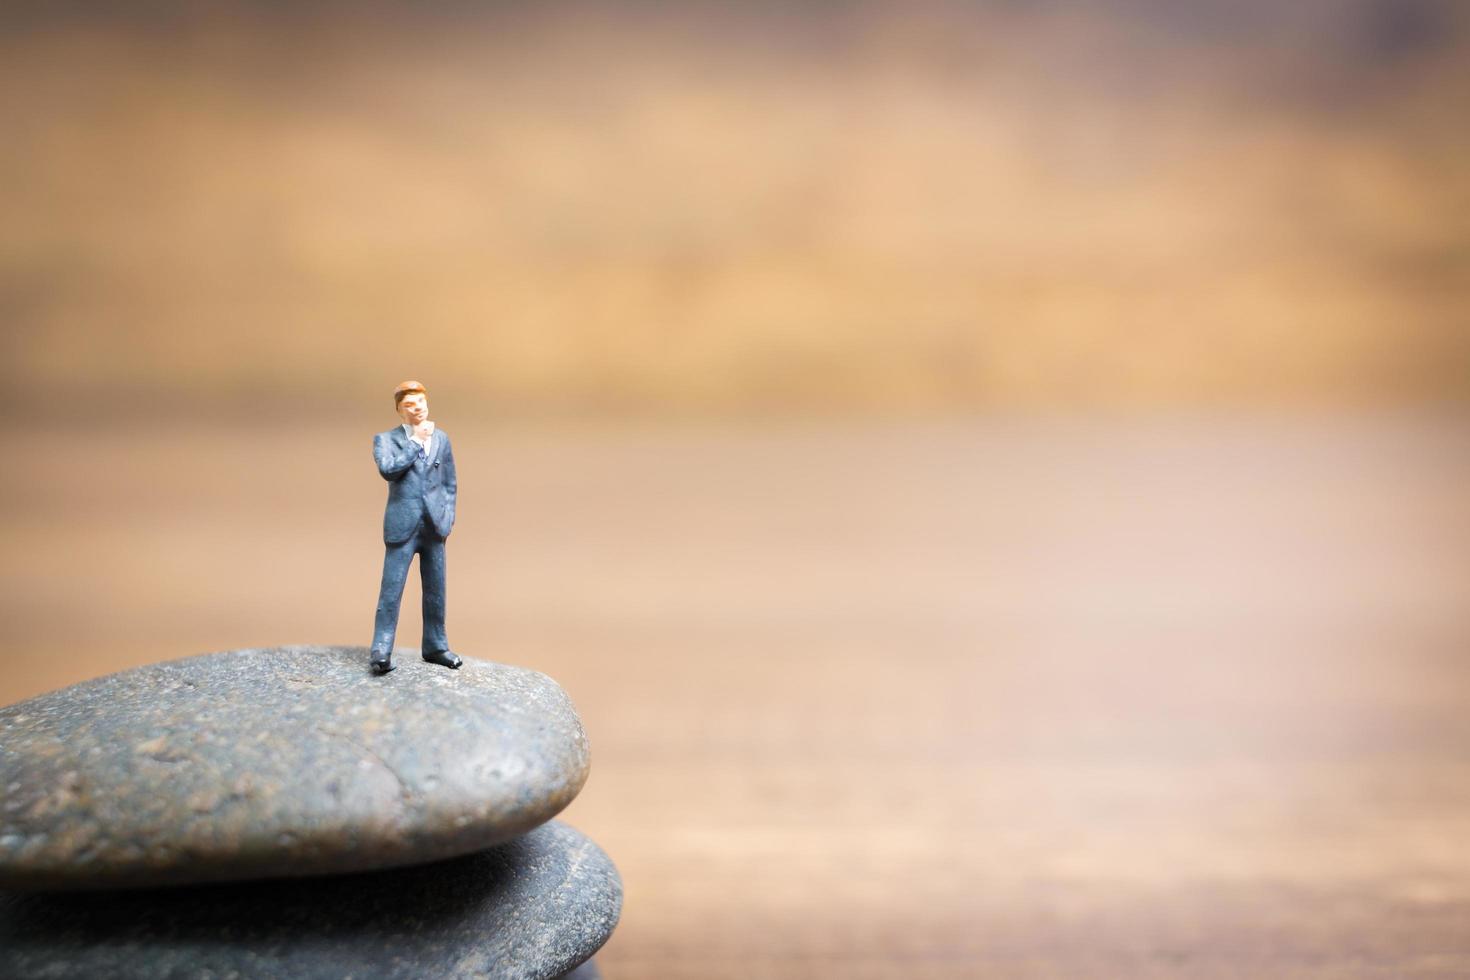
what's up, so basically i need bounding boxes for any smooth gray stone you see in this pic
[0,820,621,980]
[0,646,591,889]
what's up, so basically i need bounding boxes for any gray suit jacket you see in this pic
[373,426,457,544]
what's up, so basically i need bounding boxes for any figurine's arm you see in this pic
[442,435,457,528]
[373,432,417,481]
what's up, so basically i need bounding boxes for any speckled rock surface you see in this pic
[0,646,591,890]
[0,820,621,980]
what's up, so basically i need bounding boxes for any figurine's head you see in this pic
[394,381,429,425]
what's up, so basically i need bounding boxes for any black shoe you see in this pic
[422,649,462,669]
[370,650,395,674]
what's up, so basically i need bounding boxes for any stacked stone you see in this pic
[0,646,620,980]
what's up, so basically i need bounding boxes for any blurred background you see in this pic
[2,0,1468,975]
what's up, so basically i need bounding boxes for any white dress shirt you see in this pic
[402,420,435,459]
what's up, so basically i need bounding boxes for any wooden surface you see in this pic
[3,414,1469,977]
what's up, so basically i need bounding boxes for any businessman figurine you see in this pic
[369,381,462,674]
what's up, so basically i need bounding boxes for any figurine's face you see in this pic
[397,393,429,425]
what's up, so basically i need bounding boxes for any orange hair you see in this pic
[393,381,427,406]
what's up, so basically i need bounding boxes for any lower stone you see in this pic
[0,821,620,980]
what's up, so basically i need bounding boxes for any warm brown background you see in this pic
[3,2,1469,977]
[3,0,1467,416]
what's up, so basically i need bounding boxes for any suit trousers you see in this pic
[371,514,449,655]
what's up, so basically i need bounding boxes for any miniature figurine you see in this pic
[369,381,462,674]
